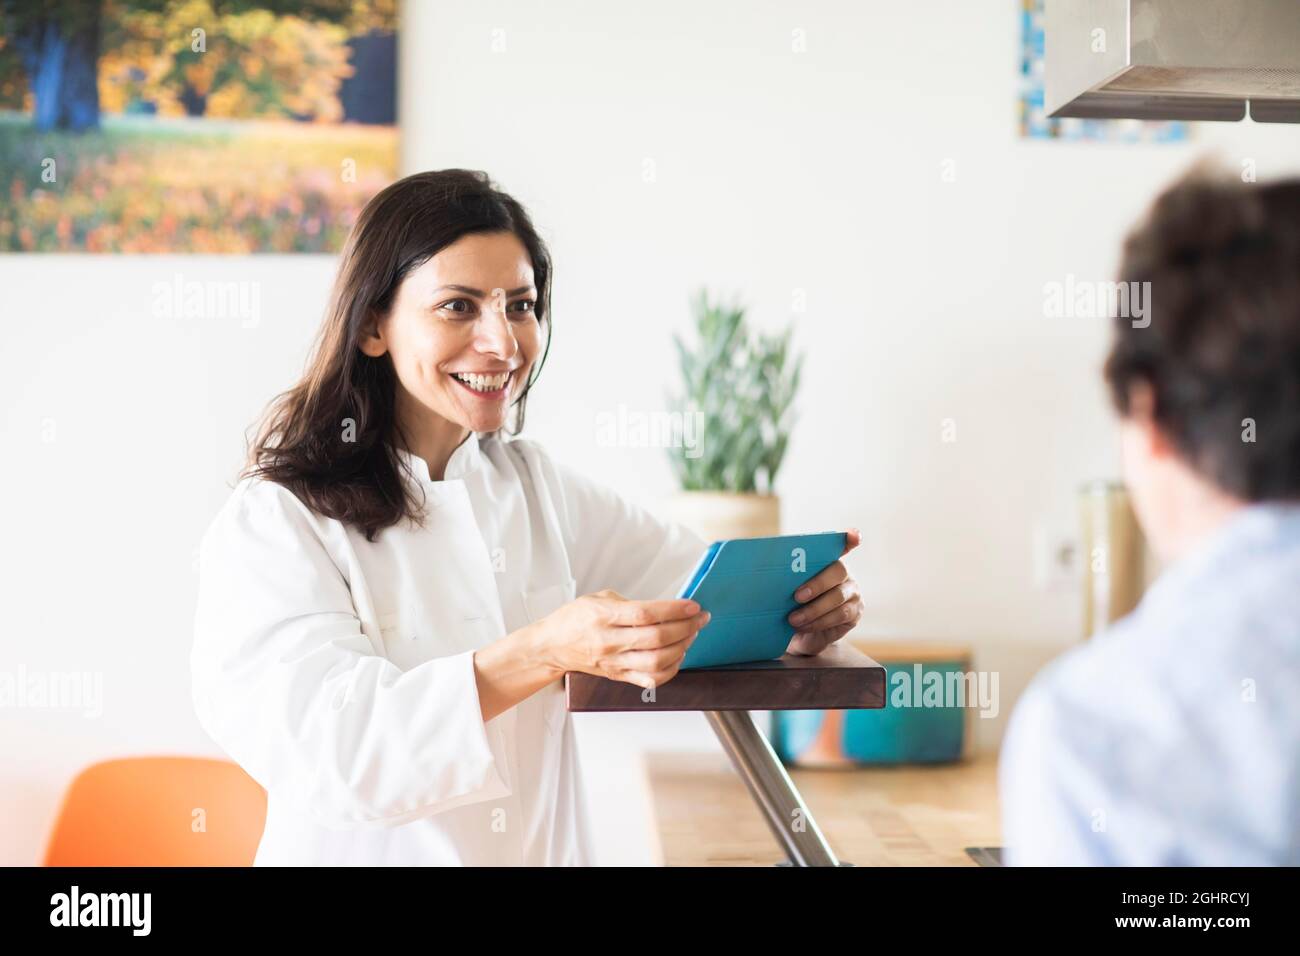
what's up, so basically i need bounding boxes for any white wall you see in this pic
[2,0,1298,866]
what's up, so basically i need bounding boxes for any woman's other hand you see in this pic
[786,528,863,656]
[536,591,709,690]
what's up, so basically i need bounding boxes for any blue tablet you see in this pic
[678,532,847,670]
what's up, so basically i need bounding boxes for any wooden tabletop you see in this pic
[643,750,1001,866]
[566,641,886,712]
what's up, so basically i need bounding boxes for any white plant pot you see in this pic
[662,490,780,543]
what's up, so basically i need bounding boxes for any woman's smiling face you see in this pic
[363,230,542,436]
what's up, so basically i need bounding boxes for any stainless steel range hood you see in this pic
[1046,0,1300,123]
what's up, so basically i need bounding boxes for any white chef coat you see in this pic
[191,431,707,866]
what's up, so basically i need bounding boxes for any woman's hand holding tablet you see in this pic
[786,528,863,657]
[528,591,710,690]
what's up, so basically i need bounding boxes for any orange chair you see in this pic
[44,757,267,866]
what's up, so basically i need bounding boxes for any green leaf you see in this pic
[665,288,805,492]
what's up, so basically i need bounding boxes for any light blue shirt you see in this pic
[1000,502,1300,865]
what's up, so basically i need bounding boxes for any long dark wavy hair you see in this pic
[241,169,553,541]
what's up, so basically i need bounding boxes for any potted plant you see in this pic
[663,289,803,541]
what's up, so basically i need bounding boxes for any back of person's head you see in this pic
[1104,166,1300,503]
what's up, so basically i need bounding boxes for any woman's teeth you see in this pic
[452,370,511,393]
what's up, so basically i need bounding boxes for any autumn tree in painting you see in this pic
[0,0,397,252]
[0,0,395,130]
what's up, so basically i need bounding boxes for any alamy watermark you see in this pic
[889,664,999,719]
[594,404,704,458]
[151,272,261,328]
[50,886,150,936]
[0,666,102,718]
[1043,274,1151,329]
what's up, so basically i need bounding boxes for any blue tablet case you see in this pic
[678,532,847,670]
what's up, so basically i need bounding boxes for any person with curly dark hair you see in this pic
[1001,167,1300,865]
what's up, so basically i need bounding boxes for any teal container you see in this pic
[770,648,969,766]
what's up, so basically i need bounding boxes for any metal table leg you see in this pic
[704,709,843,867]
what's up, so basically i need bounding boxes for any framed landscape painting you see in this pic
[0,0,398,253]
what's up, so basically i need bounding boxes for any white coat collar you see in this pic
[390,431,483,484]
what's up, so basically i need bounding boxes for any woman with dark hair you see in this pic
[191,170,863,866]
[1000,168,1300,865]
